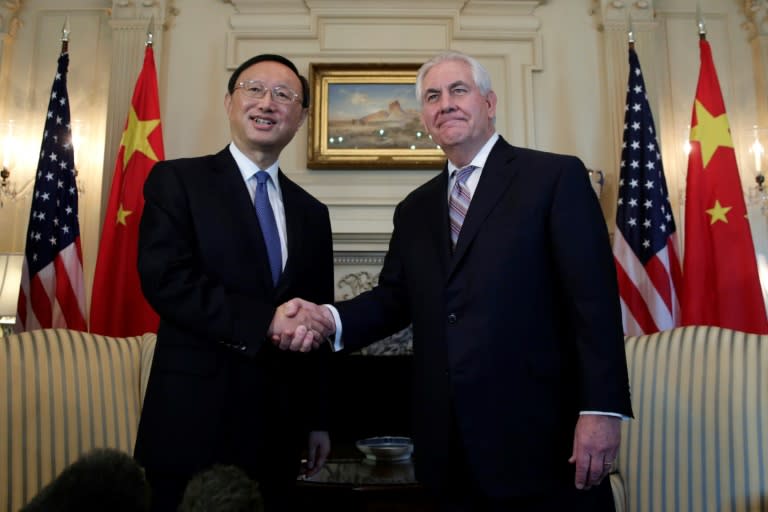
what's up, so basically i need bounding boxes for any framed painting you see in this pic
[307,63,445,169]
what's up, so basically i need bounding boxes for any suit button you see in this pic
[447,313,457,324]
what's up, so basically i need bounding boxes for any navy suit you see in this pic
[336,137,632,506]
[134,147,334,511]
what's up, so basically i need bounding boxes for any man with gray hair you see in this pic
[279,51,632,510]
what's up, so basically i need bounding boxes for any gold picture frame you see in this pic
[307,63,445,169]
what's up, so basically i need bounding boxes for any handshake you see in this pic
[267,298,336,352]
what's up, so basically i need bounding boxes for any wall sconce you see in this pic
[683,124,692,157]
[0,118,86,207]
[0,120,18,208]
[750,125,765,185]
[748,125,768,214]
[0,253,24,336]
[70,119,86,196]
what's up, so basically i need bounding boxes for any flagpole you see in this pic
[146,16,154,47]
[61,17,69,53]
[90,17,165,336]
[696,3,707,40]
[612,23,683,334]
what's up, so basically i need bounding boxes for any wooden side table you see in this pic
[296,458,434,512]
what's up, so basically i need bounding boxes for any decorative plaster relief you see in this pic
[0,0,23,38]
[334,253,413,356]
[592,0,655,30]
[741,0,768,39]
[111,0,177,28]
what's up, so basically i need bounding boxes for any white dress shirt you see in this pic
[229,142,288,270]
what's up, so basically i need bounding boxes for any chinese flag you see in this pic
[681,39,768,334]
[90,45,164,336]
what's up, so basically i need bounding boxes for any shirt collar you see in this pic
[228,142,281,189]
[446,132,499,176]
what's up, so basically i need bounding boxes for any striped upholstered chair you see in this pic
[0,328,157,512]
[610,325,768,512]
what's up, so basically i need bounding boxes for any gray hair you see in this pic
[415,51,493,105]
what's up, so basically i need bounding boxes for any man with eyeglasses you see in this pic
[134,54,334,512]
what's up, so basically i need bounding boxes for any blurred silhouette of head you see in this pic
[20,448,151,512]
[178,464,264,512]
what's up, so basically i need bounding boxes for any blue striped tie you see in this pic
[254,171,282,285]
[448,165,476,248]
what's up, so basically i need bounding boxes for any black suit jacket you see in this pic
[134,147,334,485]
[336,137,633,498]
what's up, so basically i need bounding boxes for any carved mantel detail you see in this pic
[0,0,24,39]
[741,0,768,39]
[335,266,413,356]
[110,0,178,29]
[590,0,655,31]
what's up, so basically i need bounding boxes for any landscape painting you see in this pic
[307,63,445,169]
[327,83,430,150]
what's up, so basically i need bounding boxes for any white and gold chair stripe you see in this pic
[0,328,156,512]
[616,325,768,512]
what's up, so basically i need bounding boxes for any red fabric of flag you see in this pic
[681,39,768,334]
[17,50,87,332]
[90,45,164,336]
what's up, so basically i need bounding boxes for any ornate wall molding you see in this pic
[0,0,23,39]
[741,0,768,40]
[333,251,385,267]
[111,0,177,27]
[334,266,413,356]
[591,0,655,31]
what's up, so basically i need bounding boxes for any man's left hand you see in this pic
[568,414,621,490]
[303,430,330,477]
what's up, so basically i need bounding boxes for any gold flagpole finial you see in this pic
[628,12,635,47]
[146,16,154,47]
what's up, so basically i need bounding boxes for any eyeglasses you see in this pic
[233,80,302,105]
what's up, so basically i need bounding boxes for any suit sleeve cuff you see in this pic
[580,411,630,420]
[323,304,343,352]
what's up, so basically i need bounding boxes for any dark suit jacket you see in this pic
[133,147,334,486]
[336,137,633,498]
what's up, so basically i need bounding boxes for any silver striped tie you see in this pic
[448,165,476,248]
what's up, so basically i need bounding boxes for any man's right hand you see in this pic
[268,298,336,351]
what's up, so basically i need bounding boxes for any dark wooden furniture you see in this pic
[295,353,431,510]
[296,456,433,511]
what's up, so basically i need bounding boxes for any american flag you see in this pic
[612,47,682,335]
[16,50,86,331]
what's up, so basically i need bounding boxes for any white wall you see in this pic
[0,0,766,310]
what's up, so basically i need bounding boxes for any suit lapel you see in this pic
[213,148,275,290]
[276,170,301,295]
[448,138,518,278]
[423,169,452,278]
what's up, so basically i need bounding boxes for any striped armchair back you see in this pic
[616,325,768,512]
[0,328,157,512]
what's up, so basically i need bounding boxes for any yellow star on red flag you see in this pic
[116,203,133,226]
[690,99,733,168]
[682,38,768,334]
[91,45,165,337]
[705,199,731,225]
[120,106,160,170]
